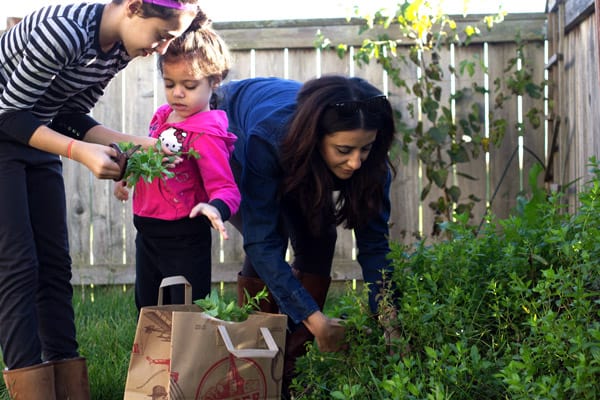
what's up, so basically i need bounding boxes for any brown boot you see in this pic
[53,357,91,400]
[236,272,279,313]
[2,362,56,400]
[282,269,331,398]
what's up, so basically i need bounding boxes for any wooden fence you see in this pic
[53,13,550,285]
[545,0,600,210]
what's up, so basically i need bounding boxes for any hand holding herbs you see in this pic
[115,140,198,188]
[194,287,270,322]
[109,142,140,181]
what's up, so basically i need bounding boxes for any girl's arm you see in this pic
[83,124,157,148]
[28,124,122,179]
[28,123,163,180]
[85,125,179,163]
[191,131,240,220]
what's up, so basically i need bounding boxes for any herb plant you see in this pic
[117,141,199,188]
[291,160,600,399]
[195,287,270,322]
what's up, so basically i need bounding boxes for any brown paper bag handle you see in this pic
[217,325,279,358]
[158,275,192,305]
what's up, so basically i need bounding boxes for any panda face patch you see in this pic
[158,128,188,153]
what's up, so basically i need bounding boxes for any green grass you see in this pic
[0,281,349,399]
[74,284,139,400]
[0,284,235,399]
[0,284,140,400]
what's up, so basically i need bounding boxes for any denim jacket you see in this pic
[217,77,392,324]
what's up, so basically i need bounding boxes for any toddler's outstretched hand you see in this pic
[113,180,130,201]
[189,202,229,239]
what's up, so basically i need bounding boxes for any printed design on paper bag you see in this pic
[133,356,174,392]
[147,385,168,399]
[145,356,171,370]
[169,375,186,400]
[130,310,175,395]
[195,354,267,400]
[136,311,173,354]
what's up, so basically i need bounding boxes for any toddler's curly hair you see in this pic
[158,13,231,85]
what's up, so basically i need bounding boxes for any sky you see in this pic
[1,0,548,29]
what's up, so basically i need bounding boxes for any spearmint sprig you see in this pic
[194,287,270,322]
[117,140,199,188]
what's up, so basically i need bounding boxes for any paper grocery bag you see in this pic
[123,276,202,400]
[124,275,288,400]
[169,311,287,400]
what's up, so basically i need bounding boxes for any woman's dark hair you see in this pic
[158,15,231,84]
[279,75,396,235]
[112,0,201,20]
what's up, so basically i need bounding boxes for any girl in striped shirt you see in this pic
[0,1,202,398]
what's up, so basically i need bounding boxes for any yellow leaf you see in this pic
[405,0,423,22]
[484,16,494,29]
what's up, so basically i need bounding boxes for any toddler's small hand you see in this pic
[113,180,130,201]
[162,154,183,169]
[189,203,229,239]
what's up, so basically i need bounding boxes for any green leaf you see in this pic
[428,126,448,144]
[119,139,198,188]
[425,346,438,359]
[421,182,432,201]
[447,185,461,202]
[194,287,269,322]
[447,144,470,163]
[431,169,448,188]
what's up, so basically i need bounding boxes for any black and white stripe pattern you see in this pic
[0,3,131,124]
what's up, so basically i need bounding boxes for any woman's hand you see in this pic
[303,310,346,352]
[189,202,229,239]
[378,305,405,356]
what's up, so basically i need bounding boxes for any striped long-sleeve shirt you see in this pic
[0,2,132,144]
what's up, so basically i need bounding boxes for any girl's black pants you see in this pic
[0,141,78,369]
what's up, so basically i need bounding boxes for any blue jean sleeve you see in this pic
[240,135,320,324]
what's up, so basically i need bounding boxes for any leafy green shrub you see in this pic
[291,160,600,399]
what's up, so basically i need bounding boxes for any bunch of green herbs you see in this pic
[118,141,199,188]
[194,286,270,322]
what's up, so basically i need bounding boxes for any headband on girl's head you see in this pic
[143,0,198,12]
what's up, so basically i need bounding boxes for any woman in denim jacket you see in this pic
[216,75,396,397]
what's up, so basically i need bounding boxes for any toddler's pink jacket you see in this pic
[133,105,240,221]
